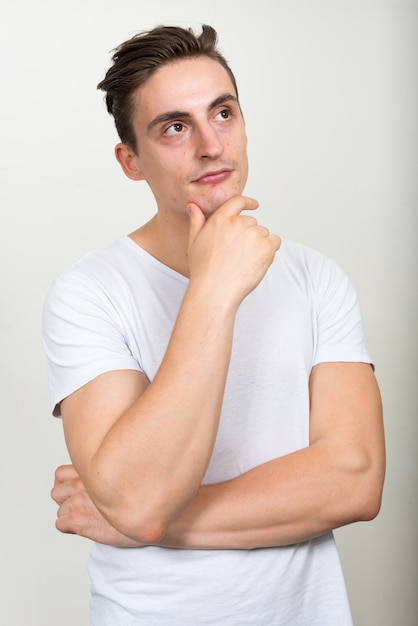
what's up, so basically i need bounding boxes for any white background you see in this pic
[1,1,417,624]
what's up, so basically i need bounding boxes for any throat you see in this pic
[128,215,190,277]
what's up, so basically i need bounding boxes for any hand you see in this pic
[51,465,141,547]
[187,195,281,307]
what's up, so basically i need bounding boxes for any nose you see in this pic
[195,122,224,160]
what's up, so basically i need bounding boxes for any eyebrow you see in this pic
[147,93,238,133]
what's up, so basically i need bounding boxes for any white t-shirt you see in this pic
[43,236,371,625]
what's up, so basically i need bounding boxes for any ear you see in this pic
[115,143,145,181]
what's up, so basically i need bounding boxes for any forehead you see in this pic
[134,57,237,121]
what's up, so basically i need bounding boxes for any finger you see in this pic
[187,202,206,246]
[241,219,279,242]
[239,215,258,229]
[51,482,71,505]
[56,497,72,518]
[55,518,75,535]
[51,477,85,505]
[215,195,259,218]
[254,224,270,237]
[55,507,77,534]
[55,492,99,536]
[270,234,282,251]
[53,464,79,486]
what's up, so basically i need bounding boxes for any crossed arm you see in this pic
[53,361,385,549]
[51,197,385,549]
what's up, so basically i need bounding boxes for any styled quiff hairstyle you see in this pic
[97,24,239,153]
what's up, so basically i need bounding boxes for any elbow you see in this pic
[336,446,385,525]
[120,516,168,545]
[95,481,177,544]
[357,452,385,522]
[356,484,383,522]
[101,501,171,545]
[358,463,385,521]
[89,460,175,545]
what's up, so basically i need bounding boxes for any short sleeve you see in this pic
[312,257,372,367]
[42,269,141,416]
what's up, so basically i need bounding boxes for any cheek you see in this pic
[148,158,183,188]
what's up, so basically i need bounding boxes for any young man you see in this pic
[44,24,385,625]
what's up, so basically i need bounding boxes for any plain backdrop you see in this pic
[1,1,417,624]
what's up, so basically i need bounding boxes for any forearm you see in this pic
[53,414,384,550]
[154,362,385,550]
[56,359,383,550]
[86,284,238,542]
[59,197,282,543]
[160,440,384,550]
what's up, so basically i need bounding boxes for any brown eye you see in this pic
[215,108,232,123]
[164,122,185,136]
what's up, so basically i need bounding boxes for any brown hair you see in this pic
[97,24,239,153]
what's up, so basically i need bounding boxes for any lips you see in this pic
[193,169,232,185]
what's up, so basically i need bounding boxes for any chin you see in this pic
[201,203,222,218]
[200,189,242,217]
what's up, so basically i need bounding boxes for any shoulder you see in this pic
[44,237,138,303]
[273,238,349,290]
[59,237,136,280]
[279,238,339,270]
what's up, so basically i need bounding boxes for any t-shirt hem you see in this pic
[312,349,373,368]
[51,360,142,417]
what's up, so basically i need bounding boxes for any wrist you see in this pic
[185,276,242,317]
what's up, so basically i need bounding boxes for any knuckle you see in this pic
[72,492,86,507]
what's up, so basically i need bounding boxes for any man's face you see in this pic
[127,56,248,218]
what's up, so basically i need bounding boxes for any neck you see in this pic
[129,212,190,277]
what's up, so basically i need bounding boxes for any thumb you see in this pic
[187,202,206,245]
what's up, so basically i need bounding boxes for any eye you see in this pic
[164,122,185,136]
[216,108,232,121]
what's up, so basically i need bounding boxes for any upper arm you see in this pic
[43,263,150,477]
[309,361,385,515]
[61,369,149,478]
[308,253,385,484]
